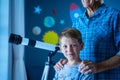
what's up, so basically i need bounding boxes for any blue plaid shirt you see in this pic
[72,4,120,80]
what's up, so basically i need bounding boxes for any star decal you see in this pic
[60,20,65,25]
[34,5,42,14]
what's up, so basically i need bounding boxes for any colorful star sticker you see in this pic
[60,20,65,25]
[52,9,57,14]
[34,5,42,14]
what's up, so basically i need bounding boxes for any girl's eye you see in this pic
[63,45,67,48]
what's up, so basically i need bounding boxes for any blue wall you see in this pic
[24,0,120,80]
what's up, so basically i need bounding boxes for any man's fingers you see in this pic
[54,63,63,71]
[84,69,93,74]
[54,59,67,71]
[62,59,68,64]
[78,60,96,74]
[79,61,90,70]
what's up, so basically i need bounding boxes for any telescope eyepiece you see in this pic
[55,46,60,51]
[9,33,22,44]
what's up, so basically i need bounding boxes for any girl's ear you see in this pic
[80,42,84,50]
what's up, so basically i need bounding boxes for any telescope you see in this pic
[9,33,60,80]
[9,33,59,51]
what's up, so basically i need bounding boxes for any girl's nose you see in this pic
[67,45,73,52]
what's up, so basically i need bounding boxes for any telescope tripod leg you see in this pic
[41,62,50,80]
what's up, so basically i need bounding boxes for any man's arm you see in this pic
[95,55,120,73]
[78,55,120,74]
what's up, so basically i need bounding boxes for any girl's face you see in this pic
[60,37,83,60]
[81,0,95,8]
